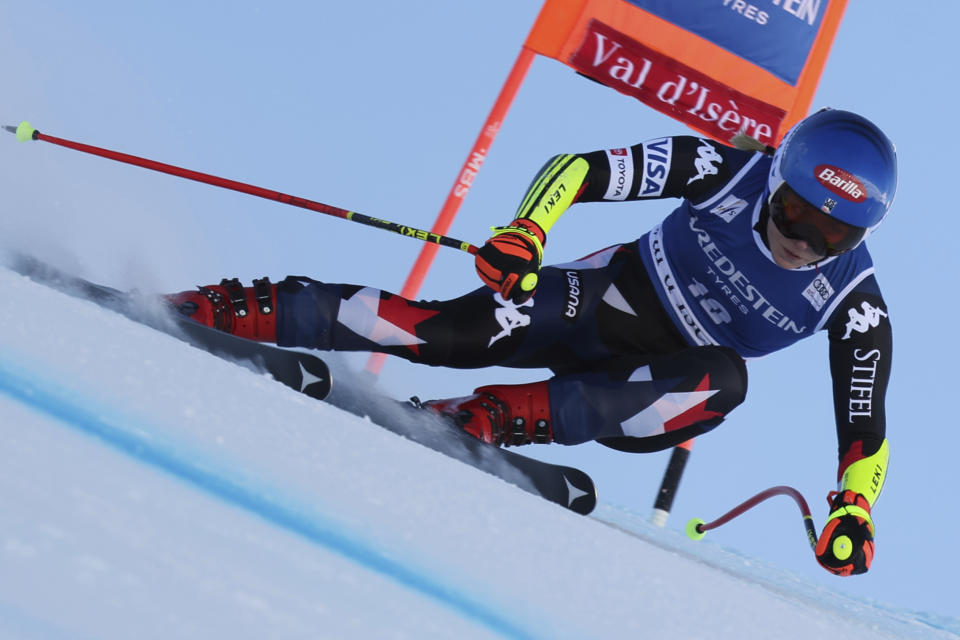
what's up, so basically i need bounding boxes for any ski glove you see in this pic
[475,218,545,303]
[815,490,875,576]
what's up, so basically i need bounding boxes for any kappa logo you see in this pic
[802,273,834,311]
[489,294,534,347]
[709,194,748,222]
[842,301,888,340]
[687,140,723,185]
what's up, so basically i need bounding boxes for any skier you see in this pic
[169,108,896,577]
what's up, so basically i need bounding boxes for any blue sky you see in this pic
[2,0,955,620]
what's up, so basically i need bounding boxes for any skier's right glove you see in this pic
[475,218,545,303]
[815,490,875,576]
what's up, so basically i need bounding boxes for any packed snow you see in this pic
[0,265,956,639]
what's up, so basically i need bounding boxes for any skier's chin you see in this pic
[772,246,813,269]
[767,220,820,269]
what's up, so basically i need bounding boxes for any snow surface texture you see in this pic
[1,270,957,640]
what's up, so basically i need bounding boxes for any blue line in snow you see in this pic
[0,360,540,640]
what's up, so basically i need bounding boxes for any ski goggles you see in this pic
[769,184,865,257]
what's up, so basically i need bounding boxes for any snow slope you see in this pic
[0,266,956,640]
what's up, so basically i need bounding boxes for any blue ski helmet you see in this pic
[768,109,897,237]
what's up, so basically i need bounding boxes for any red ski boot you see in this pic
[166,277,278,342]
[420,382,553,447]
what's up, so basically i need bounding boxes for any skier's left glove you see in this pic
[475,218,545,303]
[815,490,875,576]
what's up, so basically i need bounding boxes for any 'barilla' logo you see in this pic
[815,165,866,202]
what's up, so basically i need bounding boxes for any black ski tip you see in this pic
[562,470,598,515]
[295,354,332,400]
[3,125,16,134]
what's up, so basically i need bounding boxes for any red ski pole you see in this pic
[686,485,818,552]
[5,121,478,256]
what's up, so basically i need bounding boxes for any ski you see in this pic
[327,384,597,515]
[6,255,597,515]
[7,254,331,401]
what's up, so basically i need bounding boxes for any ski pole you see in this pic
[650,439,694,527]
[686,485,818,552]
[4,121,478,256]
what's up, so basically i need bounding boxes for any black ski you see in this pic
[8,254,331,401]
[6,255,597,514]
[326,382,597,515]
